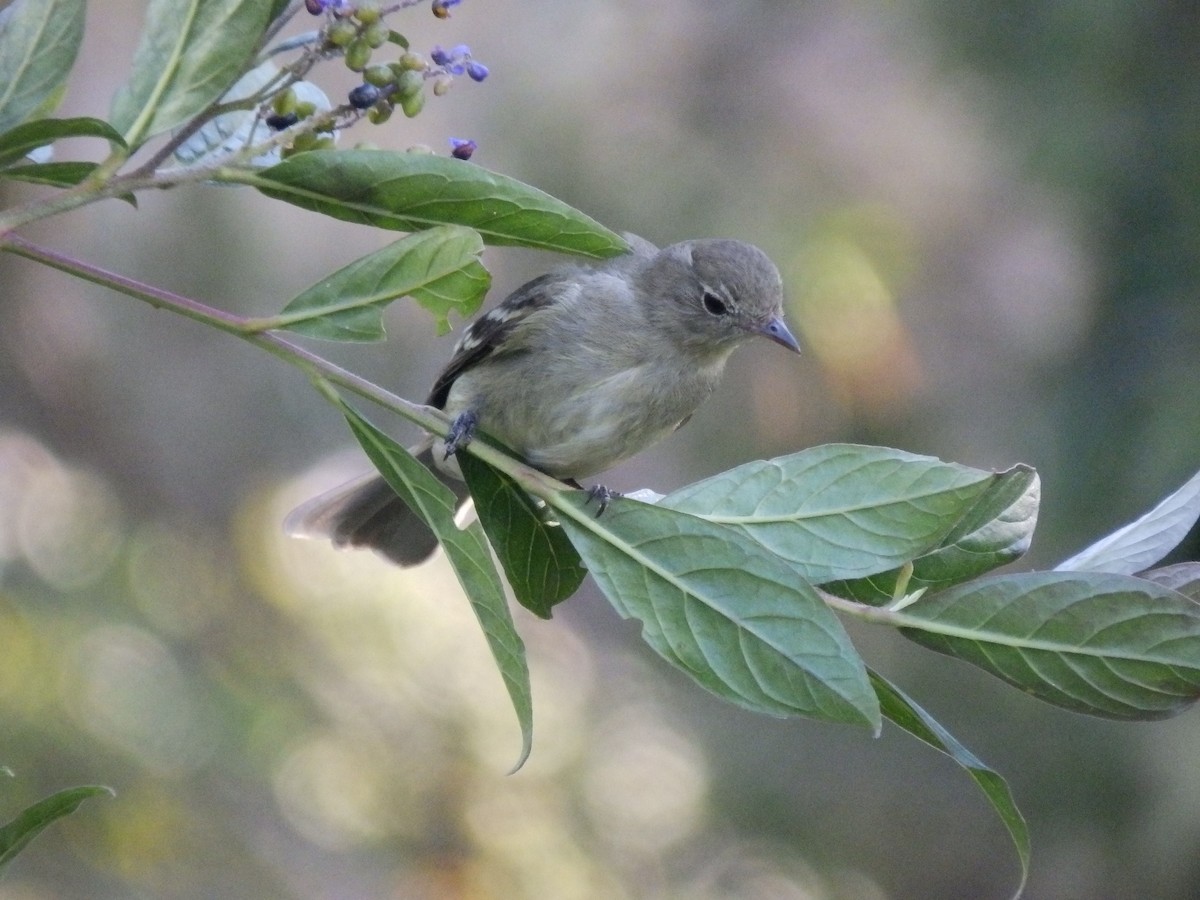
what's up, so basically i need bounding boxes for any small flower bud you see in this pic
[432,76,453,96]
[305,0,327,15]
[466,61,489,82]
[430,45,450,66]
[449,138,476,160]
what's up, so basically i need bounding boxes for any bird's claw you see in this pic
[585,484,621,516]
[444,411,478,459]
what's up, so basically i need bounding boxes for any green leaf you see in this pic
[897,571,1200,719]
[458,451,587,619]
[664,444,1031,585]
[251,150,630,257]
[823,465,1040,604]
[276,225,490,340]
[1139,563,1200,603]
[0,0,85,135]
[553,493,880,730]
[109,0,274,148]
[0,784,114,873]
[339,402,534,771]
[1055,468,1200,575]
[871,671,1029,899]
[0,160,138,206]
[0,116,126,168]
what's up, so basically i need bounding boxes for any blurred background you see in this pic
[2,0,1199,897]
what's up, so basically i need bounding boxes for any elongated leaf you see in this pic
[871,671,1028,899]
[554,493,880,730]
[897,571,1200,719]
[0,784,114,873]
[664,444,1027,584]
[0,116,126,168]
[458,452,586,619]
[1139,563,1200,602]
[276,226,490,340]
[339,403,533,770]
[250,150,630,257]
[824,466,1039,604]
[0,0,84,134]
[110,0,273,148]
[1056,468,1200,575]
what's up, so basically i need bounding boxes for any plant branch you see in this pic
[0,233,570,501]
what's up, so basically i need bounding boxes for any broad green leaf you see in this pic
[0,0,84,135]
[1139,563,1200,603]
[1056,468,1200,575]
[0,784,114,873]
[823,466,1039,604]
[897,571,1200,719]
[339,403,533,771]
[249,150,630,257]
[276,226,490,340]
[110,0,274,148]
[458,452,587,619]
[664,444,1027,584]
[554,493,880,730]
[0,116,126,168]
[0,160,137,206]
[871,671,1028,899]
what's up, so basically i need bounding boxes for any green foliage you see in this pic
[109,0,274,147]
[250,150,630,256]
[0,0,85,135]
[339,402,534,772]
[458,451,586,619]
[274,224,490,339]
[2,1,1200,895]
[554,490,881,729]
[898,571,1200,719]
[0,780,113,874]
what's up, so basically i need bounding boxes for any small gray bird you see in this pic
[287,234,799,565]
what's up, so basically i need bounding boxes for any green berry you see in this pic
[400,89,425,118]
[345,38,372,71]
[397,52,427,71]
[432,76,452,97]
[272,87,298,116]
[363,21,389,49]
[396,69,423,99]
[363,64,394,87]
[368,102,393,125]
[354,3,380,25]
[294,100,318,118]
[326,20,357,47]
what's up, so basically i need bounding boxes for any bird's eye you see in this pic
[702,292,728,316]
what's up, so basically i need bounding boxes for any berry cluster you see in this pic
[286,0,487,156]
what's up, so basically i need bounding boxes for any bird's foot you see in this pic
[443,411,478,459]
[585,484,621,515]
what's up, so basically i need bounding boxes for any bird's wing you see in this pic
[425,272,564,408]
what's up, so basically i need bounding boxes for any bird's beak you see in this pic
[757,315,801,353]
